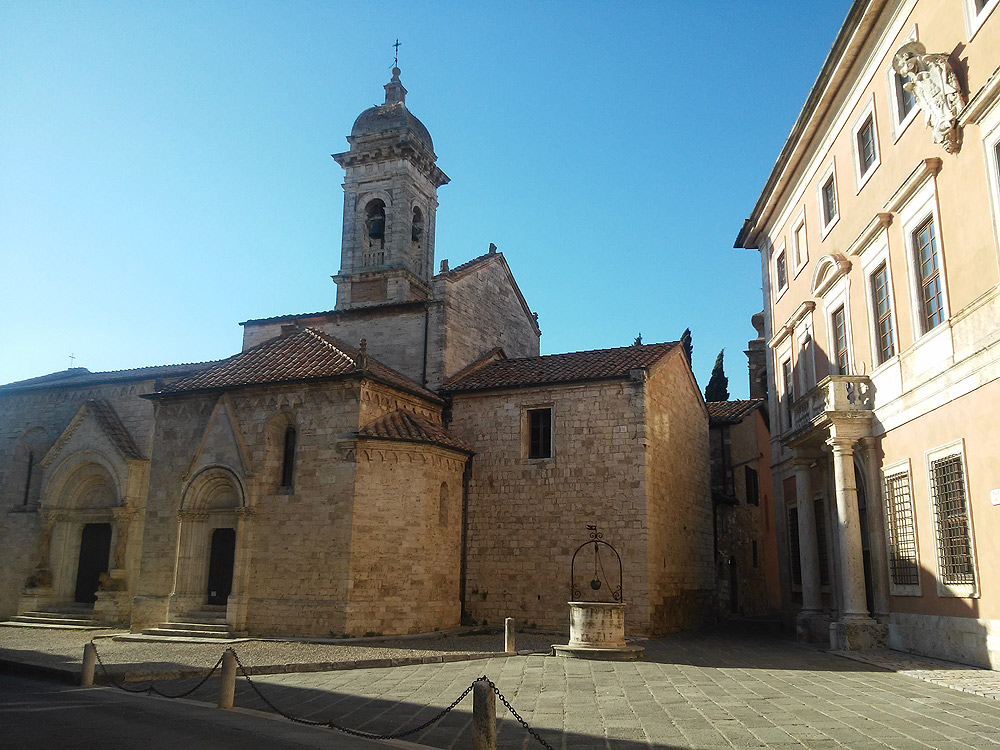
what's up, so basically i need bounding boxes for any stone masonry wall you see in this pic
[346,443,465,636]
[133,381,362,635]
[643,352,715,634]
[0,380,159,619]
[427,256,540,389]
[450,379,650,633]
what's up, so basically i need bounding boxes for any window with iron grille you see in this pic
[832,305,849,375]
[884,470,919,586]
[913,217,945,332]
[788,507,801,586]
[814,498,830,586]
[870,262,895,364]
[929,454,976,587]
[527,408,552,459]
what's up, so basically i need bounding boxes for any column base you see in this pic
[795,610,831,643]
[830,617,887,650]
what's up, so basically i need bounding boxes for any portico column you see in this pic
[859,437,889,620]
[793,458,822,614]
[827,437,870,620]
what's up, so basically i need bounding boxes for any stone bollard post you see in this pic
[472,679,497,750]
[504,617,515,654]
[81,642,97,686]
[218,649,237,709]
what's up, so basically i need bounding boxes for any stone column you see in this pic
[792,457,823,640]
[827,434,886,650]
[859,437,890,621]
[827,437,869,619]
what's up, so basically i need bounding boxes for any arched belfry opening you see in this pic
[364,199,387,266]
[333,66,450,310]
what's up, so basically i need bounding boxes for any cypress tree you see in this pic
[680,328,693,368]
[704,349,730,402]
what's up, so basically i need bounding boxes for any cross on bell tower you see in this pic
[331,66,449,310]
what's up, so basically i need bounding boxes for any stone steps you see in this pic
[2,608,100,630]
[140,608,236,639]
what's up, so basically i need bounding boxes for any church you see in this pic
[0,68,714,638]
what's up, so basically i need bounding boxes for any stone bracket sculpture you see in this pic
[893,42,966,154]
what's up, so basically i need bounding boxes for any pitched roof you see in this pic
[357,409,473,454]
[706,399,766,426]
[0,362,217,394]
[153,327,439,401]
[442,342,678,393]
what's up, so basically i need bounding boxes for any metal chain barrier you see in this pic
[87,641,554,748]
[488,678,555,750]
[89,639,225,699]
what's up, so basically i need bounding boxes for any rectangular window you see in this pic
[913,217,945,331]
[870,262,896,364]
[793,220,807,271]
[821,175,838,228]
[781,358,794,428]
[776,250,788,291]
[527,408,552,459]
[884,470,919,586]
[929,453,976,587]
[745,466,759,506]
[832,305,849,375]
[752,540,759,568]
[895,73,915,122]
[857,116,877,175]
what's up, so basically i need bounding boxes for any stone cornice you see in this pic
[768,301,816,349]
[883,158,942,214]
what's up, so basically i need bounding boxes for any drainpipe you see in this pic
[459,454,472,625]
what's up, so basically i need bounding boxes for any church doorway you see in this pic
[206,528,236,605]
[74,523,112,603]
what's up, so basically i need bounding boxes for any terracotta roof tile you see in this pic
[0,362,218,394]
[357,410,473,454]
[442,342,678,392]
[155,328,439,401]
[706,399,765,425]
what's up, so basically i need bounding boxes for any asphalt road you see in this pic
[0,673,419,749]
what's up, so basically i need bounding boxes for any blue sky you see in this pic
[1,1,852,397]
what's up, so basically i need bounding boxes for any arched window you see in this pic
[280,425,296,489]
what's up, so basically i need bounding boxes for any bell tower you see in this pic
[332,67,449,310]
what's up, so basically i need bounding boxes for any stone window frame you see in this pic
[899,179,951,339]
[886,26,920,142]
[924,440,979,598]
[777,341,794,433]
[881,459,922,597]
[523,403,554,462]
[817,160,840,239]
[773,239,789,301]
[860,235,900,373]
[964,0,1000,40]
[791,208,809,279]
[821,274,853,379]
[980,103,1000,253]
[851,94,881,193]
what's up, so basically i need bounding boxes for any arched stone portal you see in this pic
[169,466,252,628]
[24,456,124,616]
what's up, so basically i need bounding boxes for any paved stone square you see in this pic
[165,630,1000,749]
